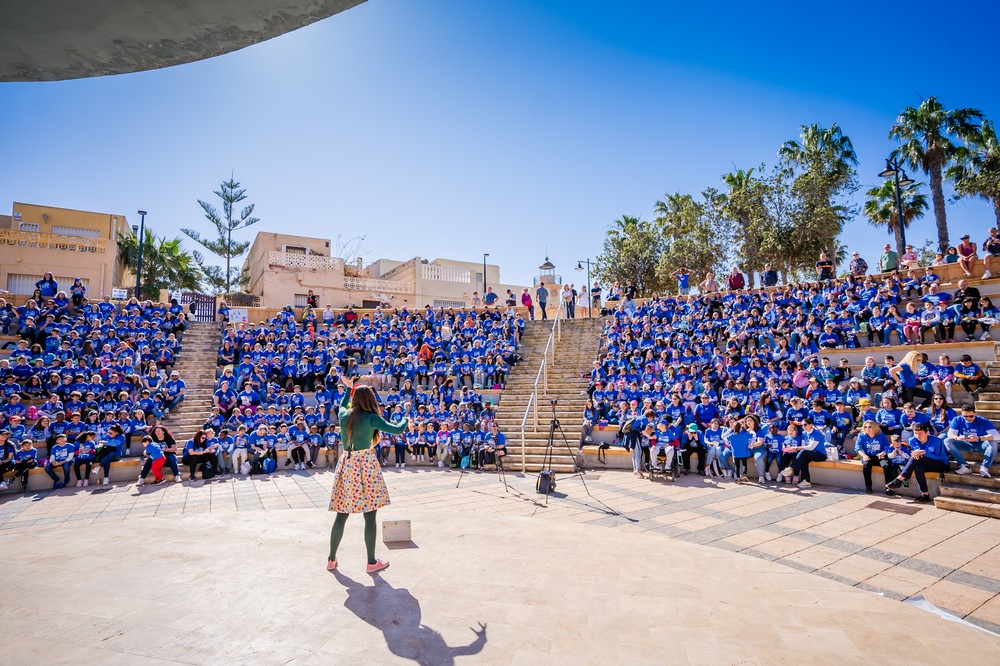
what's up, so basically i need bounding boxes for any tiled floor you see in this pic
[1,466,999,663]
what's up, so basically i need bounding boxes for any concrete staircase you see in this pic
[934,345,1000,518]
[155,321,223,446]
[494,317,603,473]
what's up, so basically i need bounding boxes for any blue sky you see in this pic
[2,0,999,287]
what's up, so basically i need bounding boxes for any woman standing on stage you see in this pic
[328,375,408,574]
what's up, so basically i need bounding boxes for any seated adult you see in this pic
[142,425,181,482]
[681,422,707,475]
[886,422,948,502]
[854,421,893,494]
[94,425,125,486]
[181,430,213,482]
[944,404,998,478]
[957,234,978,277]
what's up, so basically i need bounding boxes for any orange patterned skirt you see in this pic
[329,448,390,514]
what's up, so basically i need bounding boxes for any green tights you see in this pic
[329,510,378,564]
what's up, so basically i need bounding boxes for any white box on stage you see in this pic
[382,520,411,543]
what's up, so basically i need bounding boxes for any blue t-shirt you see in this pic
[727,430,753,457]
[909,435,948,463]
[144,441,164,460]
[49,443,75,464]
[855,432,889,457]
[948,415,996,439]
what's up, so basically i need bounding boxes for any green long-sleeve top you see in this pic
[338,391,409,451]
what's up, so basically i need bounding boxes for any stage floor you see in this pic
[1,468,999,664]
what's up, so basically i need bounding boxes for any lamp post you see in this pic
[483,253,489,304]
[134,210,147,300]
[877,159,915,257]
[576,258,592,318]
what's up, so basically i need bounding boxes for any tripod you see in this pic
[536,402,591,505]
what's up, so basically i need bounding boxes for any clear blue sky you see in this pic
[2,0,999,287]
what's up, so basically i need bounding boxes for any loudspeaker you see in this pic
[536,469,556,494]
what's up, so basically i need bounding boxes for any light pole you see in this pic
[483,253,489,305]
[877,159,915,257]
[576,258,592,318]
[134,210,147,300]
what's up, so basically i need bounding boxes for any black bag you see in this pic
[536,470,556,494]
[200,459,217,480]
[250,459,264,475]
[621,418,635,434]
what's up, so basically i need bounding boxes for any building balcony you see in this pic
[343,276,414,295]
[421,264,471,283]
[0,229,106,252]
[267,251,344,271]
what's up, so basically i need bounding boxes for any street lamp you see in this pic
[135,210,147,300]
[483,253,489,305]
[576,259,592,318]
[877,159,915,255]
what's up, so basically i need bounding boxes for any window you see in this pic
[284,246,306,255]
[294,293,309,308]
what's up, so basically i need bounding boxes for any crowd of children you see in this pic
[0,285,191,490]
[583,286,999,501]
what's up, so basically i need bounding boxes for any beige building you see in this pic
[0,202,132,298]
[244,231,542,309]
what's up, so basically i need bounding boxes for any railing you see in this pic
[519,393,533,473]
[421,264,472,283]
[518,306,562,471]
[343,276,414,294]
[267,252,344,271]
[0,229,106,252]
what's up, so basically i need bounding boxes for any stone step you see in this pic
[939,484,1000,504]
[933,496,1000,518]
[942,472,1000,490]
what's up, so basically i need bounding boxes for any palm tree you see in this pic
[779,123,859,262]
[117,228,202,298]
[863,180,929,256]
[947,118,1000,227]
[889,97,983,252]
[779,122,858,183]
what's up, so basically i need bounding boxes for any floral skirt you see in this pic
[329,448,390,514]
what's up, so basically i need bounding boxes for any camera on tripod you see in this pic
[550,399,558,407]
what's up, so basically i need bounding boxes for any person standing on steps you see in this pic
[536,282,549,321]
[328,375,409,574]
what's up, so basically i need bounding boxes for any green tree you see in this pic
[722,166,772,287]
[594,215,666,297]
[117,229,202,298]
[863,179,929,256]
[779,123,859,269]
[948,118,1000,227]
[889,97,983,251]
[182,176,261,295]
[653,189,728,290]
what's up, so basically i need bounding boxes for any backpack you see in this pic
[200,459,216,480]
[460,456,471,469]
[263,458,277,474]
[240,461,252,475]
[621,418,635,434]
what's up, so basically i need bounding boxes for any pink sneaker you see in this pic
[365,559,389,574]
[326,559,337,571]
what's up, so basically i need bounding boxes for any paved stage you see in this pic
[2,468,999,664]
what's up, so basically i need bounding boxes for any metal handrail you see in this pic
[519,392,534,472]
[520,307,562,462]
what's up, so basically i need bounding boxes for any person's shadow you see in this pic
[333,571,487,665]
